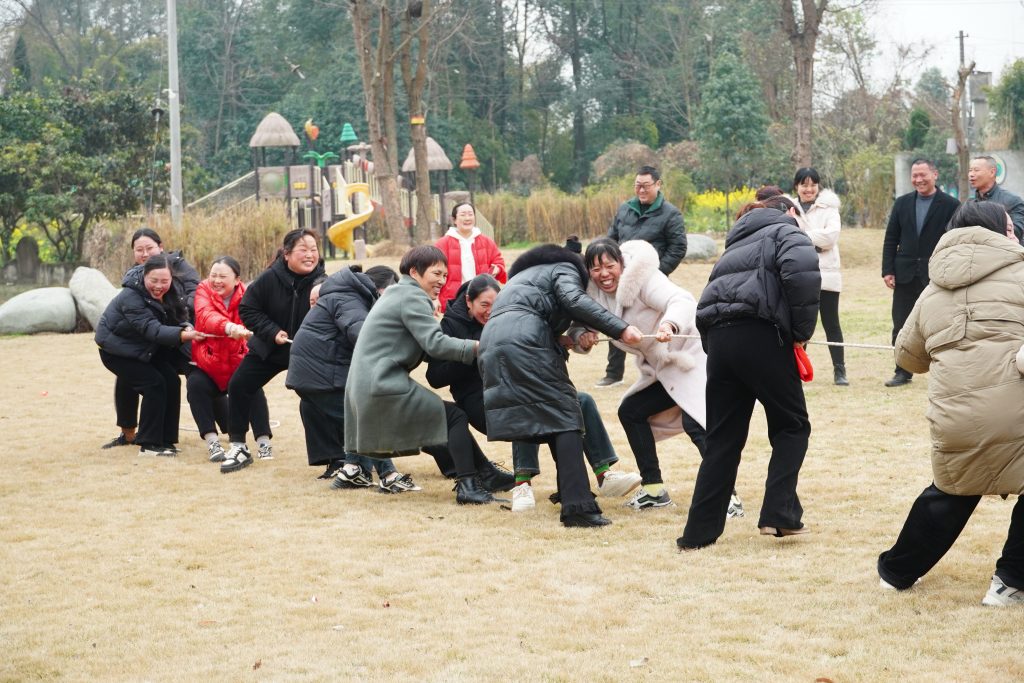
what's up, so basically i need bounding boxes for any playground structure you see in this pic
[187,112,465,258]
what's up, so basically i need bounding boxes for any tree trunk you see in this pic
[568,0,588,187]
[952,61,976,200]
[350,0,409,245]
[781,0,827,167]
[400,0,435,243]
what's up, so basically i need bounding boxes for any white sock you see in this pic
[342,463,361,475]
[256,435,271,446]
[204,433,218,444]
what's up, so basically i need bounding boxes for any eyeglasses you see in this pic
[634,182,656,190]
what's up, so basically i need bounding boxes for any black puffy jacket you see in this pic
[95,265,188,361]
[239,257,326,366]
[696,208,820,345]
[426,280,484,403]
[479,245,629,441]
[286,267,378,392]
[164,249,201,319]
[608,193,688,274]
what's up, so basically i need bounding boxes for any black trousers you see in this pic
[296,389,346,467]
[818,290,844,368]
[113,351,191,429]
[428,390,509,478]
[187,368,270,439]
[878,484,1024,591]
[227,354,282,443]
[605,343,626,380]
[680,320,811,547]
[100,348,181,446]
[618,380,706,485]
[891,277,927,374]
[546,431,601,518]
[421,402,483,480]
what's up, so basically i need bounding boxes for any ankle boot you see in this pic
[833,363,849,386]
[477,460,516,492]
[455,476,498,505]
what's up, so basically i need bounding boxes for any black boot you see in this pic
[833,363,849,386]
[561,512,612,527]
[477,460,516,492]
[455,476,499,505]
[885,368,912,387]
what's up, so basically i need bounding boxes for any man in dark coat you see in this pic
[598,165,687,387]
[478,244,642,527]
[678,196,820,550]
[881,158,960,387]
[969,155,1024,243]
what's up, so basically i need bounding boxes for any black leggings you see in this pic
[819,290,844,367]
[187,368,270,439]
[421,402,484,479]
[227,354,282,443]
[618,381,706,485]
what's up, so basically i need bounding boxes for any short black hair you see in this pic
[466,273,500,301]
[755,185,784,201]
[365,265,399,290]
[910,158,937,171]
[793,167,820,188]
[211,255,241,278]
[143,253,172,275]
[584,237,623,271]
[948,201,1009,235]
[636,165,660,182]
[399,245,447,275]
[131,227,162,247]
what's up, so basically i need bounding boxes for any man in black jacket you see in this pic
[881,158,960,387]
[598,165,687,387]
[969,155,1024,243]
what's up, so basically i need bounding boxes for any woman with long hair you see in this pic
[434,202,506,312]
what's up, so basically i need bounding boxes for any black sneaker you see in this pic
[594,375,624,388]
[138,443,175,457]
[220,444,253,473]
[331,464,373,489]
[102,433,134,449]
[378,472,422,493]
[318,461,345,480]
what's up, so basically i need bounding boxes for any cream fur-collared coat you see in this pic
[793,189,842,293]
[583,240,707,439]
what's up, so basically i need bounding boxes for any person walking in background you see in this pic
[220,229,326,473]
[95,254,204,457]
[969,155,1024,243]
[878,202,1024,607]
[791,168,849,386]
[677,195,820,550]
[599,165,687,388]
[101,227,200,450]
[187,256,271,464]
[881,158,959,387]
[579,238,742,517]
[478,244,644,527]
[287,264,418,493]
[344,246,504,506]
[434,202,506,312]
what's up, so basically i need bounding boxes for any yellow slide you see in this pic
[326,183,374,255]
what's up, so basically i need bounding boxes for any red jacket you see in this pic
[192,280,249,391]
[434,230,507,311]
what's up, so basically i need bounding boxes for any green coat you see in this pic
[344,276,475,455]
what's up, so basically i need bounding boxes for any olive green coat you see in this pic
[344,276,475,455]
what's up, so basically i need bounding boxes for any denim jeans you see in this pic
[345,453,396,477]
[513,392,618,475]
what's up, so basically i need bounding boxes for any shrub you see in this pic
[685,187,757,234]
[85,201,290,284]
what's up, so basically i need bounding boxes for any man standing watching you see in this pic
[969,155,1024,244]
[881,158,959,387]
[598,165,687,387]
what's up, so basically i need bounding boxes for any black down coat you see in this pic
[239,256,326,366]
[95,265,188,361]
[286,267,378,393]
[695,207,821,346]
[426,280,484,403]
[479,245,629,441]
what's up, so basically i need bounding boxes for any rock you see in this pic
[0,287,78,334]
[684,234,718,260]
[69,267,118,330]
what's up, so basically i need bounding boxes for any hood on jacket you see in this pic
[443,280,479,330]
[509,243,588,283]
[811,188,841,211]
[319,266,378,303]
[616,240,660,308]
[929,226,1024,291]
[725,208,799,248]
[122,263,145,289]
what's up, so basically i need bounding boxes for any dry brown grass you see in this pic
[2,229,1022,681]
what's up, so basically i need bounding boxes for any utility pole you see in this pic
[167,0,183,228]
[958,30,969,145]
[952,30,974,200]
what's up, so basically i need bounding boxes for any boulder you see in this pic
[684,234,718,261]
[0,287,78,334]
[69,267,118,330]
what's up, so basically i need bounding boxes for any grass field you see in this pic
[1,229,1021,682]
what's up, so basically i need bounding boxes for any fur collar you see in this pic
[616,240,660,308]
[509,243,588,282]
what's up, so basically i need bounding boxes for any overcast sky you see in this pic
[866,0,1024,85]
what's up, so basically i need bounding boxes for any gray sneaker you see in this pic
[208,441,227,463]
[257,442,273,460]
[727,492,745,518]
[624,487,673,510]
[982,575,1024,607]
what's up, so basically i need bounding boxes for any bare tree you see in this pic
[952,60,975,199]
[780,0,828,166]
[400,0,435,242]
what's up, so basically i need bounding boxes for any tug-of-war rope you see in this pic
[597,334,895,351]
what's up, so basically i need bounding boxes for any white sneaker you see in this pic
[511,482,536,512]
[598,470,642,497]
[257,442,273,460]
[207,440,227,462]
[982,575,1024,607]
[727,492,745,518]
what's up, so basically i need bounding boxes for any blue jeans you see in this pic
[512,392,618,475]
[345,453,396,477]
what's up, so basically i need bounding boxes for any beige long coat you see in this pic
[895,226,1024,495]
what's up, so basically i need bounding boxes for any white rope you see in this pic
[595,333,894,351]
